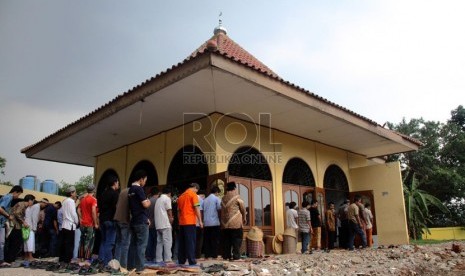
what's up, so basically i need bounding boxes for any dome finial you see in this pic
[214,11,227,35]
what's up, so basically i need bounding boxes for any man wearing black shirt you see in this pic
[98,176,119,265]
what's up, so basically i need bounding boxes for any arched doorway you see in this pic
[128,160,158,194]
[323,164,349,210]
[97,169,119,200]
[282,158,315,227]
[227,146,273,234]
[167,145,209,194]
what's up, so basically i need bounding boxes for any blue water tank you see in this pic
[20,175,36,190]
[41,179,58,195]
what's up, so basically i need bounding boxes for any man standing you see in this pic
[221,182,246,261]
[348,195,367,250]
[59,186,79,264]
[24,198,48,261]
[146,186,160,262]
[326,202,336,251]
[114,185,131,269]
[195,190,205,259]
[177,183,202,266]
[310,200,322,251]
[0,185,23,266]
[298,201,312,254]
[154,186,174,264]
[43,201,61,257]
[337,199,350,249]
[78,184,99,261]
[98,176,119,265]
[128,170,151,273]
[202,186,221,260]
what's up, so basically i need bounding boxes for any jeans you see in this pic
[130,224,149,272]
[348,221,367,250]
[300,231,310,253]
[99,220,117,265]
[145,227,156,262]
[115,222,131,269]
[73,228,81,259]
[178,225,197,265]
[156,228,173,262]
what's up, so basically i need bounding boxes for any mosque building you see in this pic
[22,24,421,246]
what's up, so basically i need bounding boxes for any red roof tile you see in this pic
[190,32,279,78]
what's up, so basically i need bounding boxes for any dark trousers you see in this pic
[195,227,203,258]
[59,228,75,263]
[178,225,196,265]
[327,230,336,249]
[222,228,243,260]
[348,221,367,250]
[4,228,22,263]
[340,219,349,249]
[145,227,156,262]
[203,226,220,258]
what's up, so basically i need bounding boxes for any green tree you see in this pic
[0,156,5,176]
[58,174,94,196]
[404,174,449,239]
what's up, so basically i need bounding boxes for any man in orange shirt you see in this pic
[176,183,203,266]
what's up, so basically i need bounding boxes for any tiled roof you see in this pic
[22,29,423,155]
[190,32,279,79]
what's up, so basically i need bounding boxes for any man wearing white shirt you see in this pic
[154,186,173,264]
[59,186,79,263]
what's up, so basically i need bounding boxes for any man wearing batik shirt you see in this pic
[177,183,202,266]
[77,184,99,261]
[221,182,246,261]
[0,185,23,266]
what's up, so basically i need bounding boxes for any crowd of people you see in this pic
[287,194,374,253]
[0,174,374,273]
[0,171,248,274]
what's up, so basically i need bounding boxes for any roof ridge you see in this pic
[189,32,279,78]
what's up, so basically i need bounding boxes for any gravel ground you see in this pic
[0,241,463,275]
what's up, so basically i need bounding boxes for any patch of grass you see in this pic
[410,239,454,245]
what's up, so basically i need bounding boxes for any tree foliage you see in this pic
[388,105,465,233]
[0,156,13,186]
[59,174,93,196]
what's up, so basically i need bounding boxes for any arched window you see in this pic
[228,147,272,181]
[128,160,158,195]
[167,145,209,193]
[323,164,349,210]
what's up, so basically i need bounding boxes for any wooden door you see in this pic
[349,190,376,234]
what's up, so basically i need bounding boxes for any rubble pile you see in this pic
[199,241,465,276]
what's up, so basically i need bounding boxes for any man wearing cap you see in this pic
[59,186,79,263]
[177,183,202,266]
[221,182,246,261]
[77,184,99,261]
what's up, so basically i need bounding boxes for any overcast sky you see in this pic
[1,0,464,185]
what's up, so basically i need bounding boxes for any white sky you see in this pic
[0,0,464,184]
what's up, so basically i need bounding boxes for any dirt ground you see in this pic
[0,241,464,275]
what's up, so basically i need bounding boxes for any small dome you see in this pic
[214,22,227,35]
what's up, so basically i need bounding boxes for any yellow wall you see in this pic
[422,227,465,240]
[95,147,127,188]
[0,184,66,203]
[95,113,407,244]
[350,162,409,245]
[127,134,165,185]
